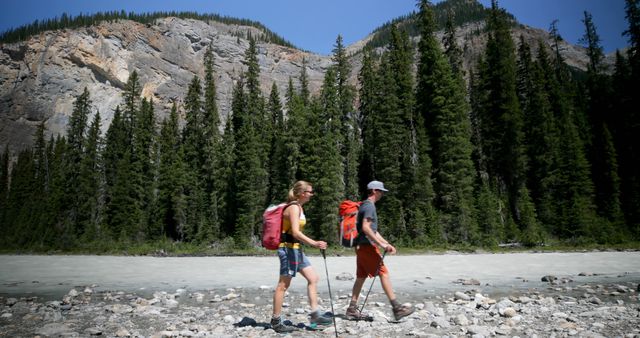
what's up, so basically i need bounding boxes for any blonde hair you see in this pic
[287,180,311,202]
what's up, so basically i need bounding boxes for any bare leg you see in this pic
[272,275,292,317]
[350,277,367,304]
[379,273,396,301]
[299,266,320,311]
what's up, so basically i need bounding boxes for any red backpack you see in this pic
[338,200,362,247]
[261,202,297,250]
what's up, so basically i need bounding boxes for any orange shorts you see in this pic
[356,244,388,278]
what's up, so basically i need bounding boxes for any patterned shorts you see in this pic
[278,247,311,277]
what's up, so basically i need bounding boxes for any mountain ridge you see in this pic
[0,3,618,153]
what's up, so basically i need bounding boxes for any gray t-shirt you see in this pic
[356,200,377,245]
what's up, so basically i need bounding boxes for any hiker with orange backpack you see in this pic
[270,180,333,333]
[345,180,414,321]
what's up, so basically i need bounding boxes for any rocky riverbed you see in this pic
[1,276,639,337]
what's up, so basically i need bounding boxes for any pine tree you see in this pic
[232,37,268,247]
[369,29,407,243]
[476,0,527,233]
[5,148,37,247]
[358,49,378,193]
[157,103,187,240]
[77,112,104,242]
[416,0,476,245]
[65,87,92,238]
[581,11,624,235]
[300,68,345,241]
[282,76,307,188]
[0,145,8,233]
[620,0,640,237]
[104,72,145,242]
[200,44,222,242]
[266,82,289,203]
[516,38,560,234]
[182,76,206,242]
[442,10,464,78]
[332,35,360,200]
[131,98,157,241]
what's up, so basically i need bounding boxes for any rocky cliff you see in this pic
[0,15,616,152]
[0,17,332,151]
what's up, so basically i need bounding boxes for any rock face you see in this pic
[0,17,332,150]
[0,16,617,152]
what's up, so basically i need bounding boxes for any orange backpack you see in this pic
[338,200,362,247]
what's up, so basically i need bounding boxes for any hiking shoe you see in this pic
[392,304,414,321]
[345,306,370,321]
[270,317,296,333]
[309,311,333,326]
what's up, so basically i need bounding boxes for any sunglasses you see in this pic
[305,190,315,195]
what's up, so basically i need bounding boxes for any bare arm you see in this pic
[361,218,397,254]
[286,205,327,249]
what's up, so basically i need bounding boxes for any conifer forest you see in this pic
[1,0,639,252]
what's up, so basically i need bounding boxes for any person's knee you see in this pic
[309,274,319,286]
[277,279,291,291]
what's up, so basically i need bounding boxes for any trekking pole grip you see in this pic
[320,248,326,259]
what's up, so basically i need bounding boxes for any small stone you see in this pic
[502,308,517,318]
[462,279,481,286]
[454,291,470,301]
[541,275,557,282]
[336,272,354,281]
[223,315,235,323]
[115,328,130,337]
[222,293,239,300]
[84,327,103,335]
[454,313,470,326]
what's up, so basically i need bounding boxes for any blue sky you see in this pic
[0,0,629,56]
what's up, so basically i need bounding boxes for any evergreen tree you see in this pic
[282,76,307,188]
[332,35,360,200]
[65,87,92,238]
[182,76,207,242]
[0,146,8,232]
[475,0,527,235]
[131,98,157,241]
[357,49,378,195]
[300,68,344,241]
[516,38,560,232]
[299,57,311,105]
[5,148,37,247]
[442,10,464,78]
[157,103,187,240]
[416,0,475,245]
[266,82,289,203]
[581,11,624,234]
[368,29,407,243]
[77,112,104,242]
[537,22,600,241]
[200,44,222,242]
[104,72,145,241]
[232,37,268,247]
[620,0,640,236]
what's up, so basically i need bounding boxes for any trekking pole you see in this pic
[359,249,388,314]
[320,249,339,338]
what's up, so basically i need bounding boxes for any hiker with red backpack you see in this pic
[269,180,332,333]
[344,180,414,321]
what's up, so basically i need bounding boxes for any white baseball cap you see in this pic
[367,180,388,192]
